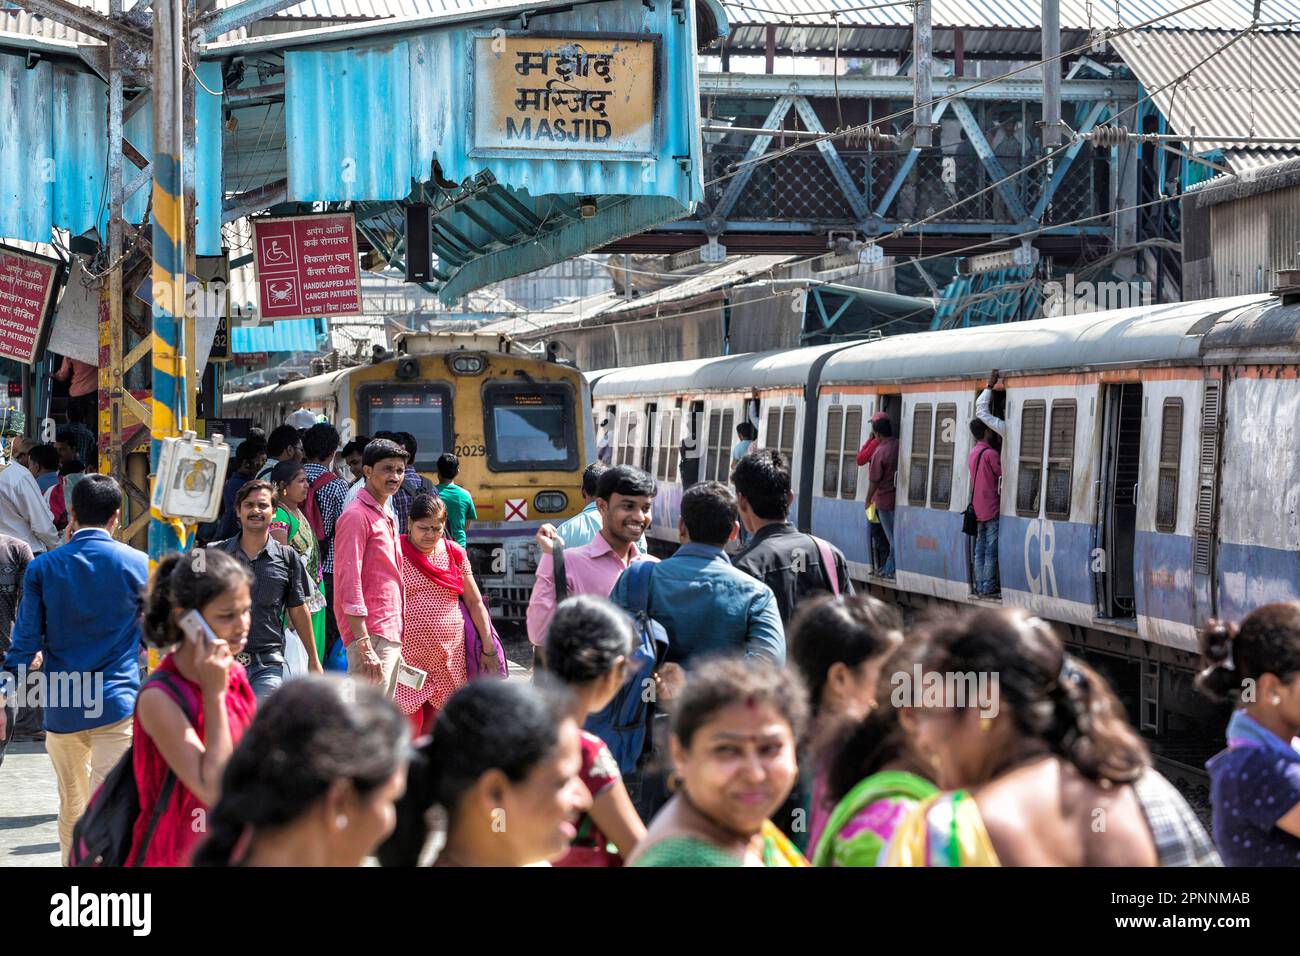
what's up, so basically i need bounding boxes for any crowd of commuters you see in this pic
[0,402,1295,872]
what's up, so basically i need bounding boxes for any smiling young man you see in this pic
[333,438,408,696]
[209,479,320,702]
[526,465,658,648]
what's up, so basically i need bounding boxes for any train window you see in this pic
[717,409,735,480]
[641,402,657,474]
[929,403,957,509]
[668,409,682,482]
[1016,401,1046,516]
[841,406,863,499]
[780,406,797,461]
[482,383,578,473]
[357,383,453,472]
[615,412,630,466]
[823,405,844,498]
[765,407,781,450]
[704,410,722,481]
[1156,399,1183,533]
[1045,400,1076,519]
[908,404,933,505]
[656,407,673,481]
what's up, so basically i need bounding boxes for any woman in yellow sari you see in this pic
[627,658,809,867]
[882,608,1218,867]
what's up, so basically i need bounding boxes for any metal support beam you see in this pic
[1041,0,1062,147]
[698,72,1136,102]
[790,97,871,222]
[950,97,1028,222]
[221,179,287,222]
[714,95,794,221]
[11,0,148,47]
[100,21,125,484]
[1031,100,1109,222]
[874,98,950,219]
[149,0,189,561]
[912,0,933,147]
[199,0,314,40]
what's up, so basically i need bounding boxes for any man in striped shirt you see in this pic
[300,423,349,664]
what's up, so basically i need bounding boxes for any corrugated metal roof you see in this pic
[1110,29,1300,165]
[480,255,797,335]
[592,340,850,394]
[719,0,1300,30]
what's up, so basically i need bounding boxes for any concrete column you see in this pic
[913,0,933,147]
[1042,0,1062,147]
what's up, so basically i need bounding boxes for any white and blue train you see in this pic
[589,290,1300,742]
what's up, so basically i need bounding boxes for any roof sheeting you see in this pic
[1110,29,1300,169]
[593,340,850,394]
[719,0,1300,30]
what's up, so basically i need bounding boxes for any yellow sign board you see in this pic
[474,34,656,156]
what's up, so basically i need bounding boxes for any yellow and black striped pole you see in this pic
[149,0,189,563]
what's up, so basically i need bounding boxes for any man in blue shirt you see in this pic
[0,473,149,864]
[609,479,785,672]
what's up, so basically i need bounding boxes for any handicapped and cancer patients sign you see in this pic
[252,213,363,321]
[0,245,60,365]
[474,33,657,157]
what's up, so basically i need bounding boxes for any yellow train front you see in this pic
[223,331,590,622]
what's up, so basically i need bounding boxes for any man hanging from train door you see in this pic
[971,370,1007,596]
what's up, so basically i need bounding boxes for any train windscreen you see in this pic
[361,385,452,470]
[485,384,578,471]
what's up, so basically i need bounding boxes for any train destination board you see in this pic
[252,213,364,321]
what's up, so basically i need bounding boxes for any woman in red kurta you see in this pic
[398,494,496,737]
[129,549,258,866]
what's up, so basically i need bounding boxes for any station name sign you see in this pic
[474,34,656,155]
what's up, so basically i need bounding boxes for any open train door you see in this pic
[1095,382,1144,621]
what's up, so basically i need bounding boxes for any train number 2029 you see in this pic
[454,443,486,457]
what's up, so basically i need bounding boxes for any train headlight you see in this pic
[449,353,486,375]
[534,491,568,514]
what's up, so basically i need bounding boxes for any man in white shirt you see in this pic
[976,369,1007,439]
[0,438,60,555]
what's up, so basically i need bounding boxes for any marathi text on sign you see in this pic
[252,214,363,321]
[0,247,60,365]
[475,35,656,154]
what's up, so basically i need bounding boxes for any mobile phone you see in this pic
[177,608,220,649]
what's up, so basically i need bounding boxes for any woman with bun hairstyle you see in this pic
[378,679,590,867]
[785,594,904,853]
[543,595,647,866]
[192,676,409,866]
[627,657,810,867]
[883,608,1218,866]
[130,549,258,866]
[1197,603,1300,866]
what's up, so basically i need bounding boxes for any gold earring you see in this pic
[979,717,992,733]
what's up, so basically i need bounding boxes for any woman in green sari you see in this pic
[268,460,327,662]
[627,658,810,868]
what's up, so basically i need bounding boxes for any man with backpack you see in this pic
[732,449,854,625]
[299,422,349,668]
[0,474,148,864]
[527,465,658,650]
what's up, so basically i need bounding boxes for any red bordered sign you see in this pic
[0,245,62,365]
[252,213,363,321]
[504,498,528,521]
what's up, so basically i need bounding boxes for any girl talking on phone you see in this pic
[128,548,257,865]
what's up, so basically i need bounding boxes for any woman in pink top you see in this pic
[129,549,257,866]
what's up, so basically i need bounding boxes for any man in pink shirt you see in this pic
[528,465,658,650]
[968,419,1003,596]
[333,437,408,696]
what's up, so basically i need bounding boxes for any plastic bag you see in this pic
[282,628,310,680]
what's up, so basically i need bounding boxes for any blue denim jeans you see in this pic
[974,519,1000,594]
[878,508,896,576]
[243,654,285,704]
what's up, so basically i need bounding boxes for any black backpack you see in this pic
[70,670,196,867]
